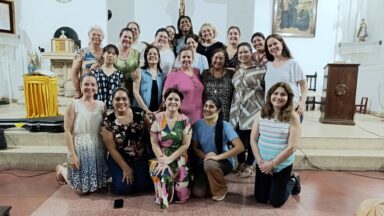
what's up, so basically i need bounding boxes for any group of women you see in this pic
[56,16,307,209]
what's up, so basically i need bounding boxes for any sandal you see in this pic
[234,163,245,176]
[240,166,253,178]
[56,164,67,185]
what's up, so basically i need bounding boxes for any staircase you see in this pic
[0,110,383,171]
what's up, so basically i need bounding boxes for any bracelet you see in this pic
[271,160,277,168]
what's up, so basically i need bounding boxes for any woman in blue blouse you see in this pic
[133,45,164,114]
[191,96,244,201]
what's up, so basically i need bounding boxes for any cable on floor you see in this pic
[355,123,384,138]
[296,147,384,181]
[0,169,54,178]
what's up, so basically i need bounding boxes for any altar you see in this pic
[41,52,75,97]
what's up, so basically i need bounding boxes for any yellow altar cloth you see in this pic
[23,74,59,118]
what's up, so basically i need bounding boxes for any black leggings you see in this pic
[254,164,295,208]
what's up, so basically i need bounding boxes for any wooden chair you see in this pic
[356,97,368,114]
[306,72,322,111]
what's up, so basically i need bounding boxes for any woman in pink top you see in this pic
[163,47,204,124]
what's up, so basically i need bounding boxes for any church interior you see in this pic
[0,0,383,215]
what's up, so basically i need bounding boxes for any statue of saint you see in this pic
[357,19,368,42]
[179,0,185,17]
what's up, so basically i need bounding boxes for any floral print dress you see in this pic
[149,112,191,209]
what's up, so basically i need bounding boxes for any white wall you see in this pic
[0,0,108,100]
[107,0,255,44]
[335,0,384,115]
[20,0,107,51]
[253,0,339,95]
[107,1,134,45]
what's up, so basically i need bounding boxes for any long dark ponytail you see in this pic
[205,96,224,154]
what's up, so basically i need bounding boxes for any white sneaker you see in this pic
[212,193,226,201]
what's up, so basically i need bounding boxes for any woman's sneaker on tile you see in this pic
[212,192,226,201]
[291,173,301,195]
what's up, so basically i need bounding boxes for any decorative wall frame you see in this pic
[0,0,15,34]
[272,0,318,37]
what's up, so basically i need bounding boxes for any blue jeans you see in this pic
[254,164,295,208]
[107,156,152,195]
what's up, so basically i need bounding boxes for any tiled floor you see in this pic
[1,169,384,215]
[1,104,383,215]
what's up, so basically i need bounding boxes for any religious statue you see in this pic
[357,19,368,42]
[27,52,40,73]
[179,0,185,17]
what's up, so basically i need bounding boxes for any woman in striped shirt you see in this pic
[250,82,301,208]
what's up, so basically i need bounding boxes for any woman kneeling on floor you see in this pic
[101,87,153,195]
[191,96,244,201]
[149,87,192,209]
[56,73,108,194]
[250,82,301,208]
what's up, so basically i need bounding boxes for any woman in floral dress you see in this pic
[149,87,192,209]
[102,87,152,195]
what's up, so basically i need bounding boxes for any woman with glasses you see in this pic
[133,45,164,115]
[102,87,153,195]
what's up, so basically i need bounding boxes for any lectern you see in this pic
[319,63,359,125]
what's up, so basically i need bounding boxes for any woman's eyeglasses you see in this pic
[114,97,128,101]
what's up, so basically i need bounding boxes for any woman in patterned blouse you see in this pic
[201,48,234,121]
[229,42,266,178]
[71,25,104,98]
[102,87,152,195]
[92,44,124,110]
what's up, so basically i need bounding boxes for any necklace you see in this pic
[115,109,132,125]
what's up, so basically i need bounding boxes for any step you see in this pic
[4,128,65,147]
[294,149,384,171]
[0,146,67,170]
[300,137,384,150]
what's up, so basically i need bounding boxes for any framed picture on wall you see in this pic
[0,0,15,34]
[272,0,318,37]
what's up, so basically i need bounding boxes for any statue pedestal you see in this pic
[42,52,76,97]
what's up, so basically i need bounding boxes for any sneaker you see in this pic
[212,193,226,201]
[291,173,301,195]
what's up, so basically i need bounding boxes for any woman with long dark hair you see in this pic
[191,96,244,201]
[264,34,307,120]
[102,87,152,195]
[175,15,197,54]
[132,45,164,114]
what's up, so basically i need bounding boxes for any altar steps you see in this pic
[1,128,383,171]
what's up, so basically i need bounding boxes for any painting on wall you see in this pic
[0,0,15,34]
[272,0,317,37]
